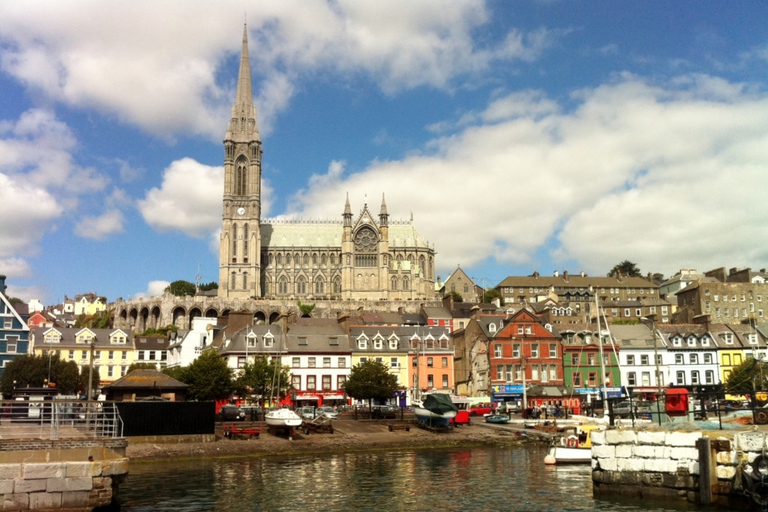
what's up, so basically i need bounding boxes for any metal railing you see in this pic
[0,399,124,440]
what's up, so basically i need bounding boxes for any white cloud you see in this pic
[0,257,33,279]
[5,284,47,303]
[283,74,768,279]
[0,172,62,257]
[0,1,553,139]
[74,210,125,240]
[133,280,170,299]
[138,158,223,237]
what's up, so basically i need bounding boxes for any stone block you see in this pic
[637,431,667,445]
[616,444,634,458]
[605,430,637,445]
[641,472,664,487]
[614,471,642,485]
[67,461,102,477]
[592,445,615,459]
[634,445,664,458]
[0,464,22,479]
[688,461,700,475]
[102,458,129,476]
[47,476,93,492]
[716,466,736,479]
[0,479,14,494]
[617,458,645,472]
[591,430,606,445]
[661,473,695,489]
[665,432,702,447]
[61,490,90,508]
[23,463,65,479]
[735,432,765,452]
[14,478,46,493]
[29,491,62,510]
[645,459,680,473]
[597,458,618,471]
[667,447,699,461]
[3,492,29,511]
[715,450,739,465]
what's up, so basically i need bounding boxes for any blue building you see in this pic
[0,275,30,376]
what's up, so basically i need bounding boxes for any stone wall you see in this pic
[0,439,128,511]
[591,428,764,508]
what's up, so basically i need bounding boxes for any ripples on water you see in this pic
[119,445,696,512]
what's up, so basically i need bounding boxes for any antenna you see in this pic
[195,264,202,292]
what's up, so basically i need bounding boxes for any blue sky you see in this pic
[1,1,767,305]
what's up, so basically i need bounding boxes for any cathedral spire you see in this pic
[379,193,388,226]
[226,24,260,142]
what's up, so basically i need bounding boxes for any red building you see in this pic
[489,309,563,395]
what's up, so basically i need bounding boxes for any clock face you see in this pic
[237,207,246,216]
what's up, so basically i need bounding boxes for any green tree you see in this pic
[482,288,504,305]
[74,310,113,329]
[342,359,398,408]
[447,290,463,303]
[176,349,234,401]
[198,281,218,292]
[164,280,197,297]
[235,356,292,404]
[136,324,178,337]
[8,297,23,305]
[298,300,315,317]
[608,260,642,278]
[725,359,768,395]
[0,354,81,396]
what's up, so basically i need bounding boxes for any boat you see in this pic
[413,394,458,428]
[544,424,601,464]
[484,414,511,424]
[265,408,303,428]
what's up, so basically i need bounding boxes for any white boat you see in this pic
[413,394,458,427]
[544,425,600,465]
[265,408,303,428]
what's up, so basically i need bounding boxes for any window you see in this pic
[3,320,12,329]
[298,336,308,346]
[427,357,433,367]
[122,351,127,360]
[573,372,582,387]
[322,375,332,391]
[442,374,449,388]
[642,372,651,386]
[357,338,367,350]
[506,365,513,381]
[587,353,596,365]
[571,353,579,365]
[108,366,114,377]
[675,354,683,364]
[640,354,649,365]
[389,338,398,350]
[427,374,434,388]
[442,357,448,368]
[723,354,731,366]
[549,344,557,358]
[307,376,316,390]
[531,344,539,358]
[390,357,399,368]
[237,356,246,369]
[513,344,520,358]
[292,357,300,368]
[494,344,502,358]
[337,375,347,389]
[308,357,316,368]
[626,355,635,365]
[81,351,87,360]
[676,371,685,385]
[292,375,301,389]
[322,357,331,368]
[627,372,636,386]
[703,354,712,364]
[496,365,504,380]
[525,325,532,335]
[588,372,597,386]
[374,338,383,350]
[691,371,700,385]
[689,354,698,364]
[517,326,524,334]
[329,337,339,346]
[108,350,114,360]
[705,370,714,385]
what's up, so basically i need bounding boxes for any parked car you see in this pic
[371,405,398,419]
[612,401,651,419]
[219,405,246,421]
[300,406,316,420]
[469,403,494,416]
[315,406,339,419]
[240,405,262,421]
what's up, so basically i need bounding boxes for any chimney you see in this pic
[553,270,559,277]
[533,271,539,278]
[0,275,6,295]
[563,270,569,282]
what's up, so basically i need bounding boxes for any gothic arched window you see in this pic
[403,277,410,291]
[243,272,248,291]
[243,224,249,257]
[333,276,342,294]
[230,272,236,290]
[235,157,248,195]
[297,276,307,295]
[315,277,324,295]
[232,224,237,257]
[391,276,398,291]
[278,277,288,295]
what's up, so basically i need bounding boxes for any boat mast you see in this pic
[596,293,607,405]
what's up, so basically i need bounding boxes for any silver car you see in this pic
[300,406,316,420]
[315,406,339,419]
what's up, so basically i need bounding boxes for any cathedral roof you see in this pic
[261,220,432,249]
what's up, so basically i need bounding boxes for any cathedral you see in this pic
[113,26,438,332]
[218,26,436,302]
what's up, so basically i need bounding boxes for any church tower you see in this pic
[219,25,262,299]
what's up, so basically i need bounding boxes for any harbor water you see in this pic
[118,445,697,512]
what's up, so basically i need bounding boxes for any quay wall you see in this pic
[0,438,128,512]
[591,428,768,508]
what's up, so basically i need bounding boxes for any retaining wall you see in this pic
[0,438,128,511]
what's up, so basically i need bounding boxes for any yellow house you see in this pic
[31,327,135,386]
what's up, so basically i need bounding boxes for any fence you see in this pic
[0,399,124,439]
[116,401,215,436]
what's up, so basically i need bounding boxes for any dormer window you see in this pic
[749,334,758,345]
[263,333,274,348]
[687,336,696,347]
[373,335,384,350]
[357,336,368,350]
[673,337,682,347]
[489,323,497,333]
[388,335,399,350]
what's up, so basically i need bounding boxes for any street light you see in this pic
[640,315,663,426]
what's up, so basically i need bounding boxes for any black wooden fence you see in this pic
[116,401,215,436]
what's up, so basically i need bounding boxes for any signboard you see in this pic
[491,385,524,394]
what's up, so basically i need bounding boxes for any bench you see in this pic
[224,421,263,439]
[388,423,411,432]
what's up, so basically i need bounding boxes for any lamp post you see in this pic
[641,315,663,426]
[86,337,96,403]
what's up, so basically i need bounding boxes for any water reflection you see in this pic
[119,446,695,512]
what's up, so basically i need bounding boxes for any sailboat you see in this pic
[264,331,302,429]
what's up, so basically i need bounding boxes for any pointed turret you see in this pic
[343,192,353,227]
[379,193,388,227]
[226,24,260,143]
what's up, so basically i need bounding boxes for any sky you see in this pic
[1,1,767,305]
